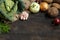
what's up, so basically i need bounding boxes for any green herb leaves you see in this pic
[0,22,10,34]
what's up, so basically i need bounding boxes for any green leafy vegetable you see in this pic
[0,0,4,4]
[0,22,10,34]
[0,0,25,22]
[5,0,14,11]
[0,0,18,22]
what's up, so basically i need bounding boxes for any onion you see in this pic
[40,2,49,11]
[29,2,40,13]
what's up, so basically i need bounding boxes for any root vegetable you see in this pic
[42,0,53,3]
[48,7,59,17]
[52,3,60,9]
[40,2,49,11]
[30,2,40,13]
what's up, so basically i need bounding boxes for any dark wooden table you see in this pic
[0,12,60,40]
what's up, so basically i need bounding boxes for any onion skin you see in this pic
[40,2,49,11]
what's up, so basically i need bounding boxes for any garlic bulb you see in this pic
[19,11,29,20]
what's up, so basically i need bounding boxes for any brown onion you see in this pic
[40,2,49,11]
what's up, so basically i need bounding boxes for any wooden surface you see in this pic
[0,12,60,40]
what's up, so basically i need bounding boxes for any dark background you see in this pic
[0,11,60,40]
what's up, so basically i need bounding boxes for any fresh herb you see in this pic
[0,22,10,34]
